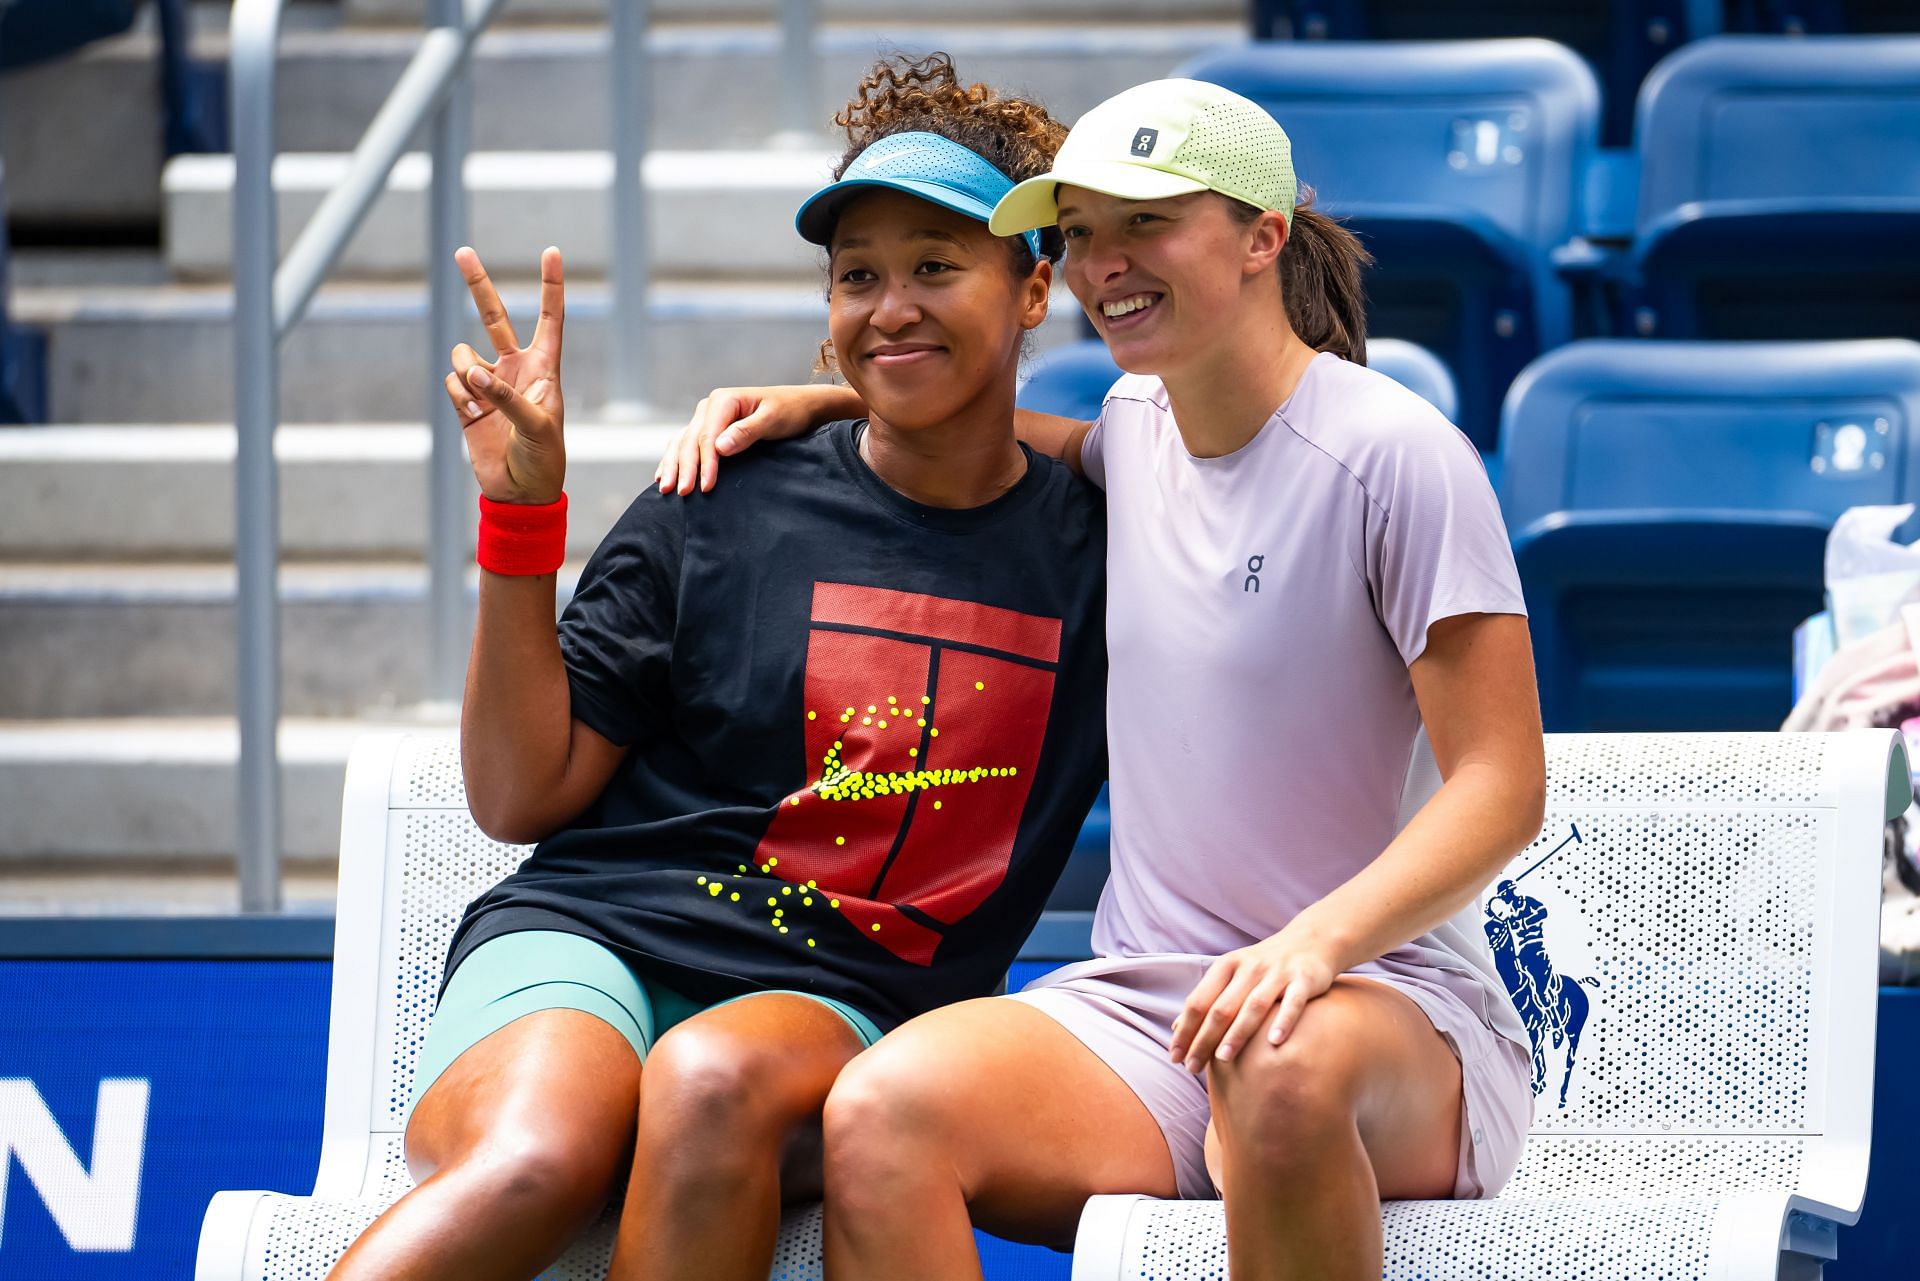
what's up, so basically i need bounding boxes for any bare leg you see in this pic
[821,998,1178,1281]
[328,1010,641,1281]
[1205,977,1464,1281]
[607,994,866,1281]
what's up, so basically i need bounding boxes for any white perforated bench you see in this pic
[196,730,1904,1281]
[1074,732,1906,1281]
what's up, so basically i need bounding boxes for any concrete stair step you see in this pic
[163,150,838,281]
[0,422,676,560]
[13,273,1081,423]
[0,560,585,718]
[0,862,341,917]
[0,716,431,863]
[4,16,1240,225]
[10,276,841,423]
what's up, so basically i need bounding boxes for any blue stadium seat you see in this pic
[0,0,137,69]
[1019,337,1461,424]
[1498,338,1920,731]
[1017,342,1125,421]
[1626,36,1920,344]
[1178,40,1600,451]
[1045,784,1110,912]
[1254,0,1717,145]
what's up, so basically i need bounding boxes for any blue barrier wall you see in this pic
[1,932,1911,1280]
[0,958,329,1279]
[0,936,1074,1280]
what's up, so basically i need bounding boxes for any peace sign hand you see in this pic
[443,245,567,505]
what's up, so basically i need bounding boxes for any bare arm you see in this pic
[446,246,627,842]
[1284,612,1546,970]
[459,571,625,844]
[1172,612,1545,1068]
[654,388,1097,493]
[1013,408,1095,473]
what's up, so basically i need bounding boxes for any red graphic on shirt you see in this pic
[749,582,1061,965]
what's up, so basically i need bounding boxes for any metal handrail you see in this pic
[227,0,809,911]
[231,0,509,911]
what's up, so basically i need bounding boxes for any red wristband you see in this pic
[477,493,568,575]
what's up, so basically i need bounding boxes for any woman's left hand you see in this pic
[1169,932,1340,1073]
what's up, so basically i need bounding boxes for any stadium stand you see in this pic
[1623,35,1920,345]
[195,728,1907,1280]
[0,0,1243,913]
[1497,338,1920,731]
[1176,39,1601,452]
[1018,336,1461,425]
[1249,0,1715,145]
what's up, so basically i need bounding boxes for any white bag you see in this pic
[1826,504,1920,647]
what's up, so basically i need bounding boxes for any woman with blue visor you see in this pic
[325,58,1107,1281]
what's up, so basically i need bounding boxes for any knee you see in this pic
[1209,1038,1360,1173]
[449,1128,619,1222]
[821,1043,954,1179]
[641,1021,803,1151]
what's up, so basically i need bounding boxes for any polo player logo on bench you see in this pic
[1485,824,1600,1109]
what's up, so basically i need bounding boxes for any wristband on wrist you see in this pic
[477,493,568,575]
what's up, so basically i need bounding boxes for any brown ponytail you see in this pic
[1228,186,1373,365]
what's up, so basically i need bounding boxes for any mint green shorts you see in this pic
[410,929,884,1117]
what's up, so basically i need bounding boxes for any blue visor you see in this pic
[795,131,1045,262]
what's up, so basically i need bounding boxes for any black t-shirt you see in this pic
[445,421,1108,1031]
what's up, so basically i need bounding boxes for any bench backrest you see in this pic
[1178,39,1598,256]
[320,730,1901,1218]
[1636,35,1920,228]
[1498,338,1920,535]
[1498,732,1896,1217]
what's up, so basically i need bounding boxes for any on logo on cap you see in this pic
[1130,127,1159,158]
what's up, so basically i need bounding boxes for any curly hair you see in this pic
[831,52,1067,271]
[814,53,1068,376]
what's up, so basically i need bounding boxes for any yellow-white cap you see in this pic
[989,78,1296,236]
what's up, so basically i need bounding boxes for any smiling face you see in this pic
[1056,186,1286,380]
[828,189,1050,434]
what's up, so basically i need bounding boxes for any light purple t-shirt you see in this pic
[1079,352,1531,1054]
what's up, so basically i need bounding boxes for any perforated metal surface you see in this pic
[380,811,532,1128]
[399,737,470,808]
[1543,735,1823,807]
[246,754,832,1281]
[250,1140,816,1280]
[1504,809,1822,1131]
[212,731,1875,1281]
[1099,732,1853,1280]
[1506,1136,1807,1200]
[769,1204,825,1281]
[255,1189,617,1281]
[1118,1198,1719,1281]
